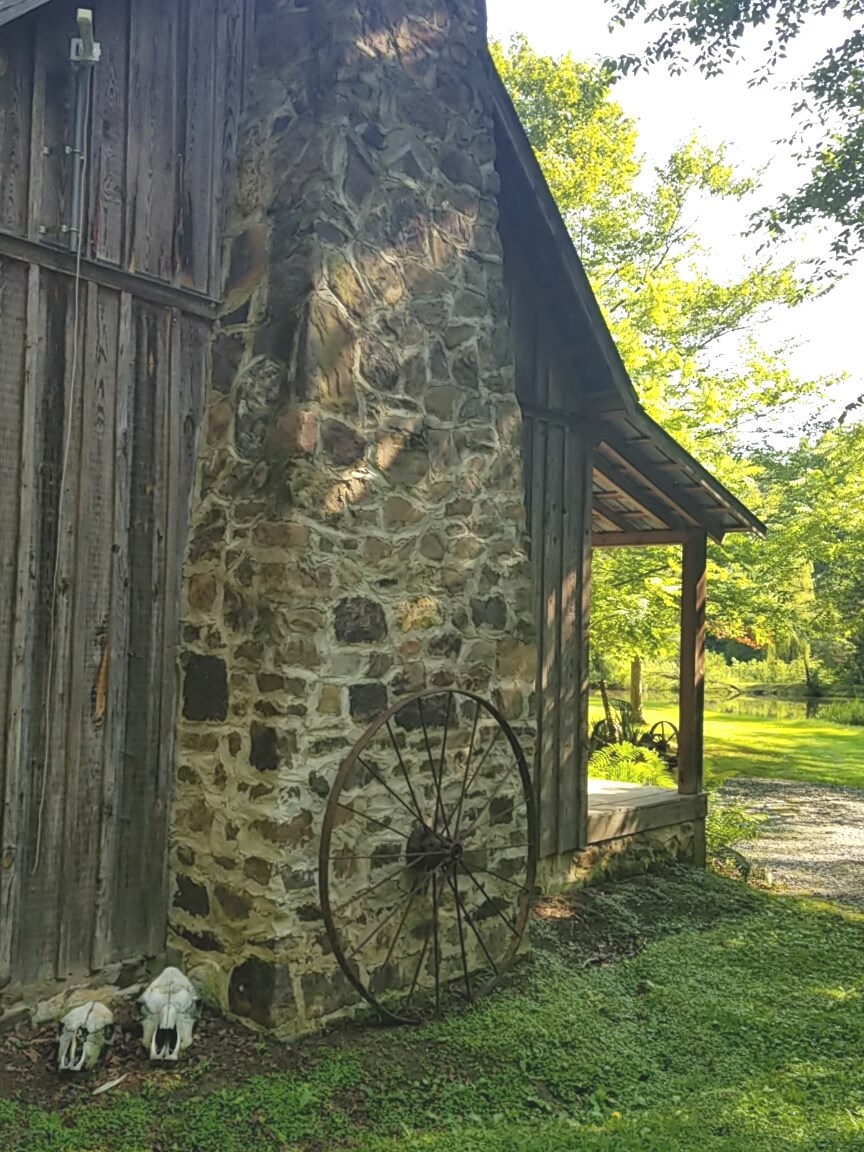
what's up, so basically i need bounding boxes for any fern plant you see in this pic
[706,799,766,854]
[587,742,674,788]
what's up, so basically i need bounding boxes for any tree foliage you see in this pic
[491,35,864,683]
[607,0,864,264]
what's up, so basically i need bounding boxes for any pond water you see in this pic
[706,695,860,722]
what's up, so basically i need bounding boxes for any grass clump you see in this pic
[588,741,674,788]
[820,699,864,727]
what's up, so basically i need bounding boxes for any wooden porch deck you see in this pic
[586,779,708,845]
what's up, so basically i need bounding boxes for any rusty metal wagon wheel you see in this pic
[319,689,538,1025]
[590,718,621,749]
[646,720,679,763]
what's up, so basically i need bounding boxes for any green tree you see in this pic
[607,0,864,264]
[751,419,864,680]
[492,36,835,676]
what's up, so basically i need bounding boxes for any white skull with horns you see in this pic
[57,1001,115,1072]
[139,967,199,1062]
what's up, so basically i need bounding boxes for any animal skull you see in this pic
[57,1001,115,1072]
[139,967,199,1062]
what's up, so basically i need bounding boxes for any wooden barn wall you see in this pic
[0,0,248,296]
[0,257,210,985]
[502,235,593,858]
[0,0,251,987]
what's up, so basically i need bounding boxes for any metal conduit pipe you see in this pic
[67,8,100,252]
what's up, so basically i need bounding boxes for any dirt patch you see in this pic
[0,998,364,1113]
[533,866,764,964]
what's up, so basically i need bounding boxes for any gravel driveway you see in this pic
[717,777,864,909]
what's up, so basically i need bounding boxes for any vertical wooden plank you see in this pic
[35,3,75,248]
[0,15,34,234]
[531,408,548,852]
[546,336,581,856]
[12,269,81,982]
[521,415,534,541]
[576,433,593,849]
[242,0,256,93]
[0,260,27,767]
[556,424,581,854]
[148,309,181,957]
[211,0,245,295]
[113,302,169,955]
[678,530,707,799]
[174,0,216,291]
[87,0,129,263]
[26,22,47,241]
[526,310,557,858]
[58,283,118,976]
[147,313,207,955]
[541,417,564,858]
[92,291,133,970]
[0,262,39,987]
[125,0,177,280]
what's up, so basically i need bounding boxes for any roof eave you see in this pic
[486,55,639,419]
[0,0,51,28]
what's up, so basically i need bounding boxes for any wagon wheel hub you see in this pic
[405,824,465,873]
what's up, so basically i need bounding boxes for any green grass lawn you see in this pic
[4,870,864,1151]
[591,700,864,789]
[655,703,864,789]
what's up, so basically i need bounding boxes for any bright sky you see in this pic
[487,0,863,422]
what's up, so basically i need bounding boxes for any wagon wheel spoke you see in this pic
[435,692,454,838]
[330,861,410,918]
[448,869,473,1003]
[453,868,499,976]
[451,700,481,836]
[320,690,537,1024]
[382,883,422,974]
[450,724,503,836]
[356,752,435,833]
[387,719,429,834]
[458,757,518,842]
[464,794,530,841]
[335,800,417,842]
[405,922,432,1013]
[431,870,441,1014]
[464,861,531,893]
[345,869,432,962]
[460,861,520,939]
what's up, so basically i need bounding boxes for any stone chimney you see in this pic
[170,0,535,1036]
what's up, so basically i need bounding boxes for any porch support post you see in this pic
[678,529,707,797]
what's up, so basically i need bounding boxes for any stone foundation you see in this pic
[169,0,535,1036]
[538,820,704,896]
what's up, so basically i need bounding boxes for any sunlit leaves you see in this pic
[494,36,863,677]
[607,0,864,263]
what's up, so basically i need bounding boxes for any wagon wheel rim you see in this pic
[591,718,621,746]
[319,689,538,1025]
[648,720,679,752]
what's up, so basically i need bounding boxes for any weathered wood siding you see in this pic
[501,231,593,858]
[0,258,210,985]
[0,0,250,987]
[0,0,246,295]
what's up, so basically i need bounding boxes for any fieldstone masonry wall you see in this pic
[538,821,703,896]
[169,0,536,1035]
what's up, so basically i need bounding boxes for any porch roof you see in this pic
[488,58,767,548]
